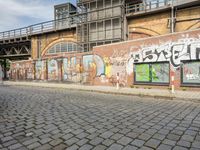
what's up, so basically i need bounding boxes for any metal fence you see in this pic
[0,15,79,41]
[125,0,198,14]
[126,0,172,14]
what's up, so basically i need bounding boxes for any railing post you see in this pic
[26,28,28,36]
[41,24,43,33]
[29,26,32,35]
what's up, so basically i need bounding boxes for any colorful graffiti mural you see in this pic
[62,57,83,82]
[62,57,85,82]
[69,57,79,82]
[35,60,45,80]
[9,29,200,88]
[63,58,68,80]
[83,55,104,76]
[48,59,58,80]
[10,61,33,80]
[83,54,106,84]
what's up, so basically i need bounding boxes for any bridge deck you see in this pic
[0,16,78,44]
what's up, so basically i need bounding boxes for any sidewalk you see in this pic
[3,81,200,102]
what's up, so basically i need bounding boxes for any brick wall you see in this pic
[11,29,200,90]
[128,6,200,40]
[93,29,200,89]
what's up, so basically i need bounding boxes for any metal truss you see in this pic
[0,42,31,59]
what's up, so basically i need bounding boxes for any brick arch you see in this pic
[129,26,160,40]
[41,38,77,57]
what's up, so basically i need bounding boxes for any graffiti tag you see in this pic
[131,39,200,68]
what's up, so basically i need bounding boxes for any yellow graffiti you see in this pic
[103,57,111,78]
[76,64,84,73]
[90,62,96,69]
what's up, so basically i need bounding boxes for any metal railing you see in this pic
[77,0,93,4]
[126,0,172,14]
[126,0,199,14]
[0,15,79,41]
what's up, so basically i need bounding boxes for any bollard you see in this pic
[116,72,119,90]
[171,71,175,94]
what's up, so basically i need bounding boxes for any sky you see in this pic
[0,0,76,32]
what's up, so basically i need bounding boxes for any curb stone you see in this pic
[3,81,200,103]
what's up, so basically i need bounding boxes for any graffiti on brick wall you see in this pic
[83,55,104,76]
[128,38,200,72]
[35,60,46,80]
[62,57,84,82]
[81,51,128,86]
[109,49,128,86]
[24,62,34,79]
[83,55,105,83]
[62,57,77,82]
[10,61,33,80]
[63,58,68,80]
[182,61,200,84]
[48,59,58,80]
[69,57,79,82]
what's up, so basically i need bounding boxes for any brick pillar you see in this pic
[32,61,36,80]
[45,60,48,81]
[58,59,63,82]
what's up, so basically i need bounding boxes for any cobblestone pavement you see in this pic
[0,86,200,150]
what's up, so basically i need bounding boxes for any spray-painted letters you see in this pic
[131,38,200,68]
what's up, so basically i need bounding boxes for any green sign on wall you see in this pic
[135,64,150,82]
[135,62,169,84]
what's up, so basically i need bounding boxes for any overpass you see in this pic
[0,15,78,60]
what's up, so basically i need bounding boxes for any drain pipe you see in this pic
[171,0,175,94]
[171,0,175,33]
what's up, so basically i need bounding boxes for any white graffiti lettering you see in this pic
[186,74,200,80]
[131,39,200,68]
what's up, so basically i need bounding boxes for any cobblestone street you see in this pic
[0,85,200,150]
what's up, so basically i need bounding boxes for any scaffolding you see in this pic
[76,0,125,52]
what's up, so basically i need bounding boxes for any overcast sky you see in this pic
[0,0,76,32]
